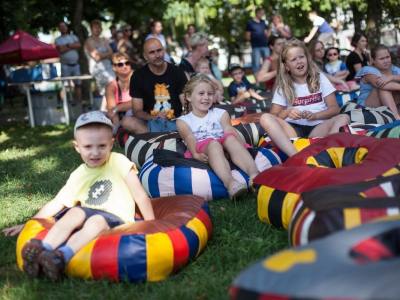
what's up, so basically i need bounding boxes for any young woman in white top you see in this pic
[260,39,350,157]
[177,74,259,199]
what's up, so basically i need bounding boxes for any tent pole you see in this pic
[25,84,35,127]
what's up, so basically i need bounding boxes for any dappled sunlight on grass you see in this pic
[0,124,73,151]
[41,129,70,137]
[0,132,10,144]
[0,146,48,161]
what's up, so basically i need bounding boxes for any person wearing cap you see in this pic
[228,64,265,104]
[3,111,155,281]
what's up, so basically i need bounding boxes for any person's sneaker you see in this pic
[21,239,45,278]
[228,180,248,200]
[38,250,66,281]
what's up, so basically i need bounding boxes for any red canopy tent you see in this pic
[0,30,59,64]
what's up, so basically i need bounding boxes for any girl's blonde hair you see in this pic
[182,73,215,114]
[276,39,320,105]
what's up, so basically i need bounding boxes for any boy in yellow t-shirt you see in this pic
[3,111,155,281]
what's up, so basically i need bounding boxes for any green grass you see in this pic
[0,124,287,300]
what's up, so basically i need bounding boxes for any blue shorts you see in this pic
[55,207,124,228]
[148,118,177,132]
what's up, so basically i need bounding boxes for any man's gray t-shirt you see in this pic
[55,34,80,65]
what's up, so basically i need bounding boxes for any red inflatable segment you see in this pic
[254,133,400,193]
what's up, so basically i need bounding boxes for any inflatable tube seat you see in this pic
[16,195,212,282]
[230,217,400,300]
[255,133,400,229]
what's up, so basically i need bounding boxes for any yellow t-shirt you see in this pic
[53,152,137,223]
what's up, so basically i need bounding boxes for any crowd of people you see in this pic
[2,7,400,282]
[51,9,400,124]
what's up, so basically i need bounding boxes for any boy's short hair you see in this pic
[228,64,243,74]
[74,111,113,135]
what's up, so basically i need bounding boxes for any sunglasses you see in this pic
[113,61,131,67]
[327,52,338,57]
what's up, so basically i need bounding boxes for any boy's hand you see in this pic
[193,152,208,163]
[2,224,24,236]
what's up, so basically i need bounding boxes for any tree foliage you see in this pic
[1,0,399,57]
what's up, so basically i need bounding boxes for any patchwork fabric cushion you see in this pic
[255,133,400,229]
[140,148,282,201]
[340,101,396,124]
[290,171,400,246]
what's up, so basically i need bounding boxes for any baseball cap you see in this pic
[229,64,243,73]
[74,111,113,134]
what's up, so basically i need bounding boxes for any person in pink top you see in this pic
[106,52,134,131]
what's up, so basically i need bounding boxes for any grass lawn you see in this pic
[0,123,287,300]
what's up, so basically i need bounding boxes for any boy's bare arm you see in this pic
[249,88,265,100]
[231,92,249,104]
[125,169,155,221]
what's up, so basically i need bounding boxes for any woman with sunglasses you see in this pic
[355,44,400,119]
[106,52,134,130]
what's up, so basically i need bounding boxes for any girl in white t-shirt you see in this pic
[260,39,350,157]
[177,74,259,199]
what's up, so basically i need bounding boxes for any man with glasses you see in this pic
[124,38,188,134]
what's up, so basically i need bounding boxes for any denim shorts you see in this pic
[148,118,177,132]
[55,207,124,228]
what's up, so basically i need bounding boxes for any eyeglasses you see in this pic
[327,53,338,57]
[124,28,132,32]
[113,61,131,67]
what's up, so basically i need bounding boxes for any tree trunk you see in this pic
[365,0,382,48]
[350,3,363,33]
[72,0,87,75]
[71,0,91,104]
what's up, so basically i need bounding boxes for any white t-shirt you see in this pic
[272,73,336,126]
[312,15,325,27]
[178,107,226,141]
